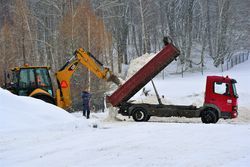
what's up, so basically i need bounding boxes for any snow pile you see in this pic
[0,88,88,132]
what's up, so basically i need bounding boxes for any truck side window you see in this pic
[214,82,230,95]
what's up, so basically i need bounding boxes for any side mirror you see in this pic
[231,79,237,84]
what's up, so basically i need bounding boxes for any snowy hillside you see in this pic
[1,57,250,166]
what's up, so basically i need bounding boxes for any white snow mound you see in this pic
[0,88,88,132]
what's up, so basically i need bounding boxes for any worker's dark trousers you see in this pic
[83,106,90,119]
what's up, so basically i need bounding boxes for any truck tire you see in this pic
[201,109,218,124]
[132,107,148,122]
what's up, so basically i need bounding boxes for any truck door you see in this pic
[212,82,233,112]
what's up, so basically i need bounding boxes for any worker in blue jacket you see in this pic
[81,89,91,119]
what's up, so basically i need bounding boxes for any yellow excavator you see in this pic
[4,48,121,109]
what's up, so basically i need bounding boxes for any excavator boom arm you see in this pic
[55,48,120,109]
[75,48,112,80]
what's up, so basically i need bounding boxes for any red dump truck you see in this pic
[106,43,239,123]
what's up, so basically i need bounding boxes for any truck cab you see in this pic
[204,76,238,119]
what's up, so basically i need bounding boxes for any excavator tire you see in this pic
[32,94,56,105]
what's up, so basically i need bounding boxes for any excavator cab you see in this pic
[6,65,54,97]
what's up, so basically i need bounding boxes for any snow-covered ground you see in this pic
[1,54,250,166]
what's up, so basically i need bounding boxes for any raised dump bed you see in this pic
[107,43,180,106]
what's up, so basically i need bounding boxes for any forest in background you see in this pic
[0,0,249,110]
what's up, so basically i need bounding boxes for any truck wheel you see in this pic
[132,108,148,122]
[201,109,218,124]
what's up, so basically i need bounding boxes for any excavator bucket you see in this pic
[108,74,122,86]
